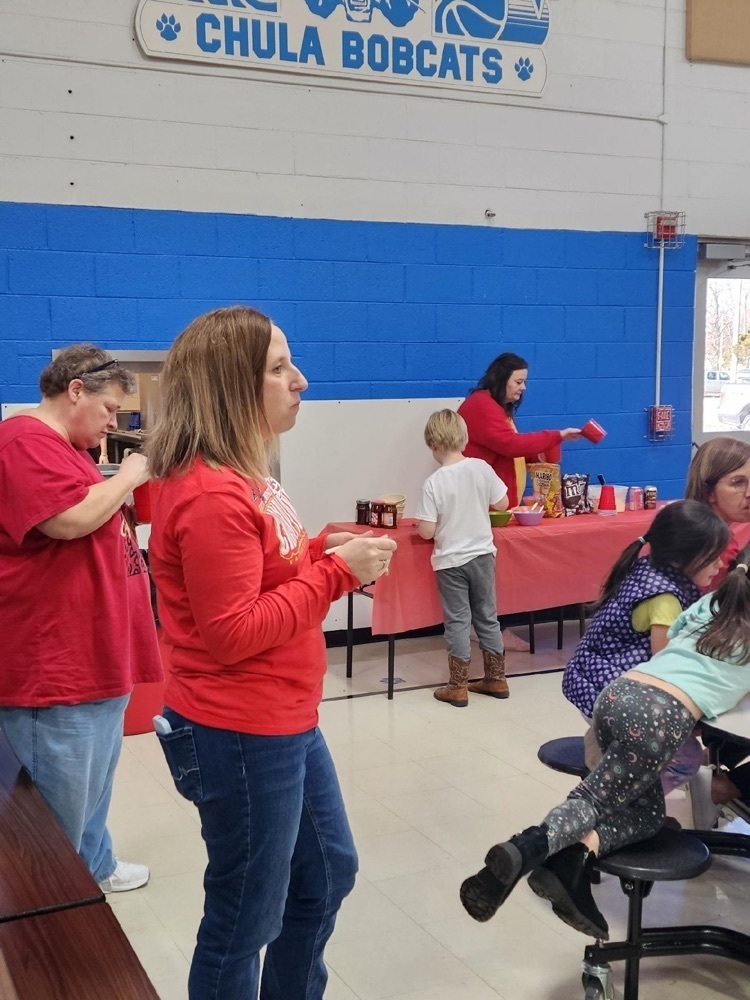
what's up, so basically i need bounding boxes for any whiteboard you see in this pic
[280,398,462,630]
[1,403,37,419]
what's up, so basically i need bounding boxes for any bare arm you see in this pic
[650,625,670,656]
[36,453,149,541]
[417,520,437,540]
[490,495,509,511]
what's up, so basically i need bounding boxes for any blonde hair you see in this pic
[146,306,272,480]
[424,409,468,452]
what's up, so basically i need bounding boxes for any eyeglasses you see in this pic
[720,475,750,494]
[78,359,119,377]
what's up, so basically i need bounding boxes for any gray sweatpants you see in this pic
[435,552,504,662]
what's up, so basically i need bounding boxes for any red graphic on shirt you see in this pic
[120,511,146,577]
[260,479,307,562]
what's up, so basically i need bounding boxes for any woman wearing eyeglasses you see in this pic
[0,345,162,893]
[683,437,750,816]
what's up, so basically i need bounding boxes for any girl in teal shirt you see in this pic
[460,545,750,941]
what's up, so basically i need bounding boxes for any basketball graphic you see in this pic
[434,0,507,39]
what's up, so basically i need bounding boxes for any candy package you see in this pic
[529,462,563,518]
[561,473,592,516]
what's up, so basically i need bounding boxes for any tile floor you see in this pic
[108,623,750,1000]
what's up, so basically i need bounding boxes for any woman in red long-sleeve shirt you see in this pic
[146,306,396,1000]
[458,352,580,657]
[458,352,580,510]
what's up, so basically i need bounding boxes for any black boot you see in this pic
[527,843,609,939]
[460,825,549,922]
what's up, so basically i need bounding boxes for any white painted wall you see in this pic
[0,1,749,235]
[280,398,461,630]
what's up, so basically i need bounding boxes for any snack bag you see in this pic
[561,473,592,516]
[529,462,563,518]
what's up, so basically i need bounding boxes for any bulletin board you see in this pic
[686,0,750,65]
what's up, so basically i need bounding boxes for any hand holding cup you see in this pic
[329,535,397,585]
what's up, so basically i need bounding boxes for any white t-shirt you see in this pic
[415,458,508,571]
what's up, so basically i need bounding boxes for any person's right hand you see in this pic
[118,451,150,489]
[329,535,398,584]
[560,428,582,441]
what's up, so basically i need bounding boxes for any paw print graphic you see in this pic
[156,13,181,41]
[514,57,534,81]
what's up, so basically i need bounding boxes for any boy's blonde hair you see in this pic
[424,409,468,452]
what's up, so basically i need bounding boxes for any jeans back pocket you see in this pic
[156,727,203,804]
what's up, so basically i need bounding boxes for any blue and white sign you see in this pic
[135,0,549,95]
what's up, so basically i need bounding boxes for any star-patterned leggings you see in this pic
[543,677,697,857]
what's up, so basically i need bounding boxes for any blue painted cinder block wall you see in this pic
[0,201,697,496]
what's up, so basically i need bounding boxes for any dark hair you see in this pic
[473,352,528,416]
[39,344,136,397]
[596,500,730,608]
[696,544,750,664]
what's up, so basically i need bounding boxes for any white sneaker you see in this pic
[98,859,150,893]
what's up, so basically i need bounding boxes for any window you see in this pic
[693,257,750,442]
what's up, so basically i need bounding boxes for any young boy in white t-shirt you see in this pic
[415,410,509,707]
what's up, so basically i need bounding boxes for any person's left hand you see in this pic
[326,529,372,548]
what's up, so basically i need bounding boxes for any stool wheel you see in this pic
[582,965,614,1000]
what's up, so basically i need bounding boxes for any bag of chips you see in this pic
[561,473,592,516]
[529,462,563,518]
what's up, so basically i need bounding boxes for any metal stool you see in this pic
[538,736,589,778]
[581,827,721,1000]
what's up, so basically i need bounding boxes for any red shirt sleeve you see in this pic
[172,490,357,666]
[308,532,328,561]
[0,430,91,546]
[461,392,563,460]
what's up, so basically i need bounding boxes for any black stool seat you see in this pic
[595,827,711,882]
[537,736,588,778]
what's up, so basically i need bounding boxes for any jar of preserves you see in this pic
[644,485,658,509]
[356,499,371,525]
[380,503,397,529]
[369,502,384,528]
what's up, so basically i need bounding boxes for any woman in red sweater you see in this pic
[146,306,396,1000]
[458,352,580,510]
[458,352,580,656]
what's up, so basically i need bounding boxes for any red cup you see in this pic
[132,482,152,523]
[598,484,616,511]
[580,418,607,444]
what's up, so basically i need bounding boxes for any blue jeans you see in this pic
[158,709,358,1000]
[0,695,129,882]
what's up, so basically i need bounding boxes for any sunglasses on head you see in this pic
[78,359,119,377]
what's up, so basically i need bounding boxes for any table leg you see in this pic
[579,603,586,637]
[388,636,395,700]
[346,591,354,679]
[528,611,535,655]
[557,606,564,650]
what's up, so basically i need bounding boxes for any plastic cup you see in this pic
[132,482,152,523]
[597,484,616,512]
[581,419,607,444]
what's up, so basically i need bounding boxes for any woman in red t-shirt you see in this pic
[0,345,162,894]
[458,352,580,654]
[146,306,396,1000]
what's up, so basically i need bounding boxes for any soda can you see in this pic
[644,485,658,510]
[628,486,644,511]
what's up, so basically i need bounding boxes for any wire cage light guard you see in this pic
[644,211,686,250]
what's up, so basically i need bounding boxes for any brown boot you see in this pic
[434,655,470,707]
[468,650,509,699]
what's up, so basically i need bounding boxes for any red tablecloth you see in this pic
[324,511,657,636]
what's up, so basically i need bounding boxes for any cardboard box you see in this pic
[687,0,750,65]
